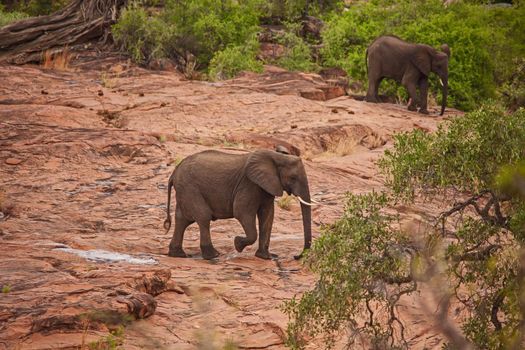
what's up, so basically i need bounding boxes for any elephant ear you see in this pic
[246,151,283,197]
[411,45,431,76]
[441,44,451,58]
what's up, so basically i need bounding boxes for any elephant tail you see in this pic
[163,172,175,233]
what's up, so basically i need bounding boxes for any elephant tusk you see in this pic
[296,196,315,206]
[439,79,444,87]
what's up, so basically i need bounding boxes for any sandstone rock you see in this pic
[258,42,286,61]
[0,61,452,350]
[128,269,184,296]
[319,67,348,80]
[320,85,346,100]
[116,292,157,319]
[299,88,325,101]
[5,158,22,165]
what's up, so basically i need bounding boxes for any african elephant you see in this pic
[365,35,450,115]
[163,149,313,260]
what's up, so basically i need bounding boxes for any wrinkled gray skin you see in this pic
[164,150,312,260]
[365,35,450,115]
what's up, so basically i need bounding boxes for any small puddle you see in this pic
[54,245,158,265]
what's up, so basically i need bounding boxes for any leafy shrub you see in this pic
[380,104,525,197]
[112,4,171,64]
[161,0,262,67]
[321,0,525,111]
[284,105,525,349]
[0,4,27,27]
[498,58,525,111]
[113,0,264,76]
[0,0,69,16]
[283,191,409,349]
[21,0,68,15]
[262,0,343,22]
[276,25,316,72]
[208,36,263,80]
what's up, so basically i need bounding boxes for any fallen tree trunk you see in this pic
[0,0,127,64]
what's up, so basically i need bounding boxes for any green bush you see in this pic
[162,0,262,67]
[0,0,69,16]
[276,24,316,72]
[262,0,343,22]
[113,0,264,76]
[209,36,263,80]
[321,0,525,111]
[112,4,171,64]
[284,105,525,349]
[22,0,68,15]
[380,103,525,197]
[498,58,525,111]
[0,4,27,27]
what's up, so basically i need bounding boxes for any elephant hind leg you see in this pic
[365,75,382,103]
[197,220,220,260]
[168,206,193,258]
[179,189,219,260]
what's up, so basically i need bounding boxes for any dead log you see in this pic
[0,0,127,64]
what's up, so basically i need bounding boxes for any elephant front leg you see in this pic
[405,82,419,112]
[402,72,419,112]
[418,77,429,114]
[256,198,275,260]
[234,213,258,254]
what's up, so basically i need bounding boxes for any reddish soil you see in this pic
[0,61,459,349]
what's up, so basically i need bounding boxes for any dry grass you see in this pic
[0,191,15,218]
[100,72,117,89]
[327,137,359,156]
[277,194,294,211]
[183,51,201,80]
[98,110,124,128]
[42,47,72,71]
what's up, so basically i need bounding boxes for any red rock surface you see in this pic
[0,62,460,349]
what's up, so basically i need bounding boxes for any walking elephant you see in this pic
[163,149,313,260]
[365,35,450,115]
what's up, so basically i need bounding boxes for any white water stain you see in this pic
[54,247,158,265]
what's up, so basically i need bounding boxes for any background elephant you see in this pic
[365,35,450,115]
[163,149,313,260]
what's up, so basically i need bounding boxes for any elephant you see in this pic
[163,149,313,260]
[365,35,450,115]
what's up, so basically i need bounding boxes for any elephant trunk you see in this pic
[440,77,448,116]
[294,187,312,260]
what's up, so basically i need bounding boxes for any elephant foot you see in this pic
[407,104,418,112]
[294,248,309,260]
[418,108,429,115]
[201,245,220,260]
[255,250,276,260]
[168,247,187,258]
[365,95,378,103]
[234,236,250,253]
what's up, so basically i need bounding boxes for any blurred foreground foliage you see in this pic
[284,105,525,349]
